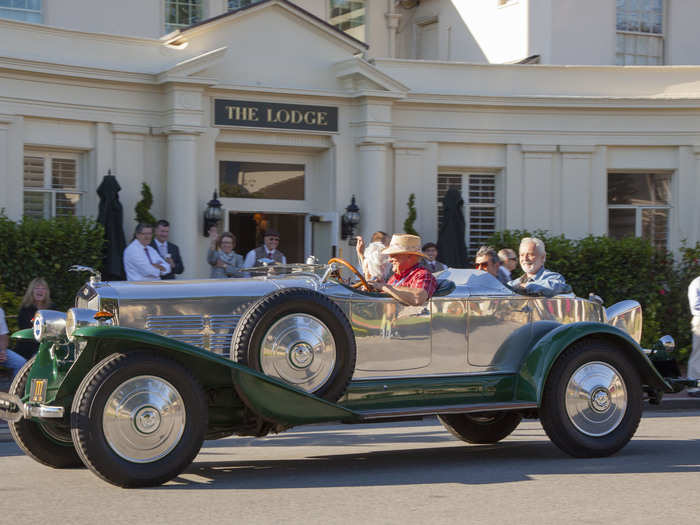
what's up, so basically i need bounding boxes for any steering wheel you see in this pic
[326,257,371,292]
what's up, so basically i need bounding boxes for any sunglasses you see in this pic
[474,261,489,270]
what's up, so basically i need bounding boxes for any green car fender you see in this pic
[515,322,672,404]
[54,325,359,427]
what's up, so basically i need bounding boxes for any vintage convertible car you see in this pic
[0,259,695,488]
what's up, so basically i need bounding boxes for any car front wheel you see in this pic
[71,352,207,487]
[539,337,642,458]
[8,357,83,468]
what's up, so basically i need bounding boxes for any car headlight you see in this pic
[65,308,100,342]
[33,310,67,342]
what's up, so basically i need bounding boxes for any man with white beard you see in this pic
[508,237,571,297]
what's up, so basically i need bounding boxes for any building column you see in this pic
[113,126,147,237]
[166,132,198,279]
[0,115,23,220]
[393,142,427,236]
[521,144,556,232]
[559,145,595,238]
[357,140,392,242]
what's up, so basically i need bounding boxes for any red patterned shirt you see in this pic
[388,263,438,298]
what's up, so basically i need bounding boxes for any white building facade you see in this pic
[1,0,700,278]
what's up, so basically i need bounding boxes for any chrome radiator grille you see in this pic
[145,314,240,356]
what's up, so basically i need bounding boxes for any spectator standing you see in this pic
[207,228,244,278]
[150,220,184,280]
[356,231,392,281]
[687,275,700,397]
[498,248,518,282]
[123,223,171,281]
[243,229,287,267]
[15,278,52,359]
[0,306,26,381]
[420,242,447,273]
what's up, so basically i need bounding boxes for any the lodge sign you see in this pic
[214,99,338,132]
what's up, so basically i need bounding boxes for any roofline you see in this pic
[175,0,369,50]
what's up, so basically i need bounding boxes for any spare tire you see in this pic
[231,288,356,402]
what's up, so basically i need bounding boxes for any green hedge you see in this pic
[487,230,700,364]
[0,214,104,332]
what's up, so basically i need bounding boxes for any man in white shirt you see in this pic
[687,275,700,397]
[243,229,287,268]
[0,306,26,380]
[123,223,171,281]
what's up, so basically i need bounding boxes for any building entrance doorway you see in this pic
[228,212,305,263]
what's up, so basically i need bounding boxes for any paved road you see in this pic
[1,409,698,525]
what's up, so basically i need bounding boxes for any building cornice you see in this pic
[398,93,700,109]
[0,18,161,46]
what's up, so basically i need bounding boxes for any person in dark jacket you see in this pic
[15,277,53,359]
[150,220,184,279]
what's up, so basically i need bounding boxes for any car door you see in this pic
[350,295,432,375]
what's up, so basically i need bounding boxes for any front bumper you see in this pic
[0,391,65,423]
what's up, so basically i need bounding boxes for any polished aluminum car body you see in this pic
[74,266,632,382]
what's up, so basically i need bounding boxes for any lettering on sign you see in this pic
[214,99,338,132]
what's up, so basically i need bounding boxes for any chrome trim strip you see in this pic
[356,402,538,420]
[351,371,510,382]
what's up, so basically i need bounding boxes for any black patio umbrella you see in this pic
[437,187,468,268]
[97,171,126,280]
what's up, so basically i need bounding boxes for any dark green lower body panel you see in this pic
[339,374,518,413]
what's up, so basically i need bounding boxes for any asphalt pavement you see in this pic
[1,408,699,524]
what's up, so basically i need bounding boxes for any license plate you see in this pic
[29,379,48,403]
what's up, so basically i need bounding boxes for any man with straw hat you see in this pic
[369,234,438,306]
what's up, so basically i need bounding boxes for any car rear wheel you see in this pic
[71,352,207,487]
[539,337,642,458]
[438,412,522,444]
[231,288,356,402]
[8,357,83,468]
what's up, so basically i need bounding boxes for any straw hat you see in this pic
[381,234,425,257]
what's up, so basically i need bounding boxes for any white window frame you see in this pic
[615,0,664,65]
[0,0,42,23]
[164,0,204,33]
[438,170,500,256]
[328,0,367,42]
[23,151,84,219]
[607,171,672,249]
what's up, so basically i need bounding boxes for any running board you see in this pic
[356,402,538,420]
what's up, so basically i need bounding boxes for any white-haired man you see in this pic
[508,237,571,297]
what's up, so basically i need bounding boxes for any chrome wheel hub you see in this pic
[260,314,336,393]
[565,361,627,437]
[290,342,314,368]
[102,376,186,463]
[134,406,161,434]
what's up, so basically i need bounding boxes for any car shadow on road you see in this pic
[164,437,700,490]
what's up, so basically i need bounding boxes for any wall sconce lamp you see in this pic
[203,190,223,236]
[341,195,360,244]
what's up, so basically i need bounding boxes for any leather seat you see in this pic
[433,279,456,297]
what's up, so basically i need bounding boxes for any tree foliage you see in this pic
[488,229,700,364]
[0,214,104,319]
[403,193,418,236]
[134,182,156,225]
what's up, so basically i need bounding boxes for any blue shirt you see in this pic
[688,276,700,317]
[508,267,571,297]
